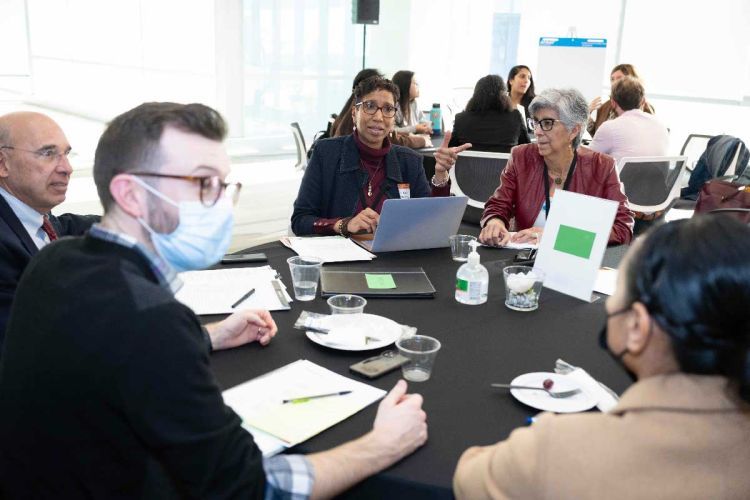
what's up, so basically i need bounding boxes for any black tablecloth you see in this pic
[209,225,632,498]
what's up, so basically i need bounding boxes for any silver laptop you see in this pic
[357,196,468,253]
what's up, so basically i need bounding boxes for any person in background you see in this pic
[589,76,669,162]
[455,215,750,499]
[479,88,633,247]
[334,69,429,149]
[587,63,655,137]
[392,70,432,136]
[507,65,536,133]
[448,74,530,153]
[0,102,429,499]
[0,111,99,340]
[292,76,470,236]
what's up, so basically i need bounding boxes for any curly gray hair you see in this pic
[528,88,588,149]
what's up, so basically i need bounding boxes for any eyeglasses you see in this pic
[530,118,562,132]
[355,100,397,118]
[0,145,73,163]
[130,172,242,207]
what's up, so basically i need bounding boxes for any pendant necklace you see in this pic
[553,176,563,186]
[362,159,383,197]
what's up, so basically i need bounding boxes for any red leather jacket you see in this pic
[481,144,634,245]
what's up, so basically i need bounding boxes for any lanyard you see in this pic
[542,151,577,219]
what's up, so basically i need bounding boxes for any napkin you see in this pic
[555,359,619,412]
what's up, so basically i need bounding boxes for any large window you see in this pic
[243,0,362,151]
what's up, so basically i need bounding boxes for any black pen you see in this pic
[231,288,256,308]
[282,390,352,404]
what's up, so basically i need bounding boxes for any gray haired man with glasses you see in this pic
[0,111,99,340]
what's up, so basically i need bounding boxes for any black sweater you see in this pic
[0,236,265,498]
[448,109,530,153]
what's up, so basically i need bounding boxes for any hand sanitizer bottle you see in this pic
[455,240,488,305]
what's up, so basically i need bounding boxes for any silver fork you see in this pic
[491,383,581,399]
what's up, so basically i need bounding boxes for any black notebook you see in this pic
[320,267,436,298]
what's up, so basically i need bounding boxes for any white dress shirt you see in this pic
[0,186,50,249]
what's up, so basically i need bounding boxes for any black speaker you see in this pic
[352,0,379,25]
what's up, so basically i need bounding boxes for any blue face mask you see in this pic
[134,177,234,273]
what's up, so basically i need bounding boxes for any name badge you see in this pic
[398,183,410,199]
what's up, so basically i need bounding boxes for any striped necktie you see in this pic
[41,215,58,242]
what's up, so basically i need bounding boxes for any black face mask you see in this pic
[599,308,636,381]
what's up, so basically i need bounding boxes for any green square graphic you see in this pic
[365,273,397,289]
[553,224,596,259]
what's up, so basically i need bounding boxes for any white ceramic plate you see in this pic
[508,372,597,413]
[306,313,402,351]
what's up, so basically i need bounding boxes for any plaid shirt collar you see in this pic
[88,223,182,294]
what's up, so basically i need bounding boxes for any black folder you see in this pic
[320,267,436,298]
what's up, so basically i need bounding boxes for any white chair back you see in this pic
[616,156,689,213]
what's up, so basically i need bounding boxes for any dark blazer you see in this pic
[449,109,530,153]
[291,134,431,235]
[0,194,98,339]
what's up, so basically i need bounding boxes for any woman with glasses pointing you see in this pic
[291,76,471,236]
[479,88,634,247]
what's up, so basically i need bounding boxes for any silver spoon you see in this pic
[491,383,581,399]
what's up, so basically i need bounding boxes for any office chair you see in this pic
[617,156,688,214]
[290,122,307,170]
[449,151,510,224]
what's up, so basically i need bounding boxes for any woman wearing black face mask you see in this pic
[454,215,750,499]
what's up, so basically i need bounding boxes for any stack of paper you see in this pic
[281,236,375,263]
[222,359,386,456]
[176,266,292,315]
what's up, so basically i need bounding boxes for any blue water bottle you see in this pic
[430,103,442,136]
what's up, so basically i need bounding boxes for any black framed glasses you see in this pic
[0,145,73,163]
[355,100,397,118]
[131,172,242,207]
[530,118,562,132]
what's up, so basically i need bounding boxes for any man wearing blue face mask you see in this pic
[0,102,428,498]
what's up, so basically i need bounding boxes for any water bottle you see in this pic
[455,241,488,305]
[430,103,442,136]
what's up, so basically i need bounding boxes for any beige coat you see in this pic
[454,374,750,499]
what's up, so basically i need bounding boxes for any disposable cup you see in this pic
[286,256,323,301]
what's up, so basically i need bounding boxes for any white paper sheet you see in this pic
[480,232,538,250]
[175,266,292,315]
[593,267,618,296]
[281,236,375,263]
[664,208,694,222]
[222,360,385,450]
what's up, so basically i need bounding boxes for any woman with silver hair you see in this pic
[479,88,634,246]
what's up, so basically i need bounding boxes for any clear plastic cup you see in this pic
[327,294,367,314]
[286,256,323,301]
[396,335,442,382]
[503,265,545,311]
[449,234,477,262]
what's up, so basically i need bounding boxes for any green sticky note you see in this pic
[553,224,596,259]
[365,273,397,289]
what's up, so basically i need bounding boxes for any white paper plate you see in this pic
[306,313,402,351]
[508,372,597,413]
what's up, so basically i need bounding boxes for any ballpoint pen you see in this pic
[282,390,352,404]
[231,288,256,308]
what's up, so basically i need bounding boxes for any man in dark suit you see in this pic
[0,111,98,340]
